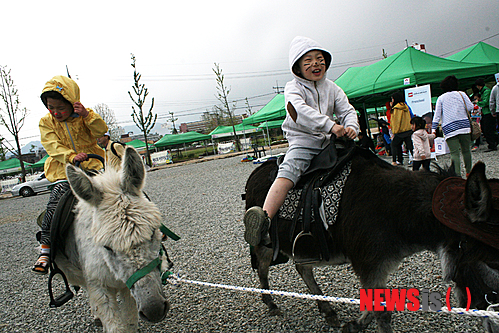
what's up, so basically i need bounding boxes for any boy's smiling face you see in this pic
[297,50,326,81]
[47,97,73,122]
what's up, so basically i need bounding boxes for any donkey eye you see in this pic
[103,245,113,253]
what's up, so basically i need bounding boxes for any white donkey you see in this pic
[55,147,169,332]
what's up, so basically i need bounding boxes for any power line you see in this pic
[439,32,499,57]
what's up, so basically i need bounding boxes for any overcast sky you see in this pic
[2,0,499,148]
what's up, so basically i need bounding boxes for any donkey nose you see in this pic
[139,300,169,323]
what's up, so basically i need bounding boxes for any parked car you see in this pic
[10,172,52,197]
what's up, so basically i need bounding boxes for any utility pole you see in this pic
[273,80,284,94]
[169,111,178,134]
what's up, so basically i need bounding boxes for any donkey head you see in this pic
[441,162,499,314]
[67,147,169,323]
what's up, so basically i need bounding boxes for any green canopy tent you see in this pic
[257,119,284,129]
[209,123,260,139]
[30,155,48,169]
[154,131,212,158]
[242,94,286,125]
[126,139,155,150]
[0,158,33,175]
[154,131,211,148]
[335,46,498,107]
[209,124,260,151]
[446,42,499,70]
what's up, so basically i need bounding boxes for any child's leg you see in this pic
[33,182,70,274]
[244,146,320,246]
[422,159,431,171]
[244,177,293,247]
[263,177,294,219]
[412,160,422,171]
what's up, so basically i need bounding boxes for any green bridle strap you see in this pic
[126,257,162,289]
[160,224,180,241]
[125,226,179,289]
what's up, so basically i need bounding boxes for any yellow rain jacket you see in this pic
[39,76,108,182]
[390,102,412,134]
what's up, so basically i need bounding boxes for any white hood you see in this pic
[288,36,332,77]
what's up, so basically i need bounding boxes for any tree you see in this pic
[0,66,28,182]
[128,54,157,167]
[213,63,241,151]
[94,103,125,140]
[0,136,5,161]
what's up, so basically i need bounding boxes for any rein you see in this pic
[125,224,179,289]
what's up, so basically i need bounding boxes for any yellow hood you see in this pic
[41,75,80,105]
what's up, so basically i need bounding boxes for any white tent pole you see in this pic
[266,121,272,156]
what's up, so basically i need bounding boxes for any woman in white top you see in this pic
[431,75,474,176]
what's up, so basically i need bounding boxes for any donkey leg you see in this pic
[117,288,138,331]
[87,283,132,333]
[295,264,340,327]
[254,245,282,316]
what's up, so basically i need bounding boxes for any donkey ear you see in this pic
[121,147,145,196]
[465,162,492,223]
[66,164,102,206]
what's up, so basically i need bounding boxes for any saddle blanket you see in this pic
[278,161,352,229]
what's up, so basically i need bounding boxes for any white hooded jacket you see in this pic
[282,36,359,149]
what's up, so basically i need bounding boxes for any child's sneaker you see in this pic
[244,206,270,247]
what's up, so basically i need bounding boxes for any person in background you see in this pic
[98,132,125,171]
[490,78,499,131]
[475,79,497,152]
[431,75,473,176]
[389,92,413,166]
[470,92,482,152]
[33,75,107,274]
[410,116,435,171]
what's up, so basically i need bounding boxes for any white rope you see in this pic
[165,272,499,324]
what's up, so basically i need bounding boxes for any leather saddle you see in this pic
[270,138,358,264]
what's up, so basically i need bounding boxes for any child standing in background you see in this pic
[410,116,435,171]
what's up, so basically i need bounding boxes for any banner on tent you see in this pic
[405,85,432,117]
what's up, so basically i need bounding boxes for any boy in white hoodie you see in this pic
[244,36,359,247]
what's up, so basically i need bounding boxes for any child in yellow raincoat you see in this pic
[32,75,108,274]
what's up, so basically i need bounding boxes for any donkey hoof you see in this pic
[268,308,282,316]
[341,321,362,333]
[325,313,340,327]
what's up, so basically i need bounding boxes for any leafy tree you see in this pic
[94,103,124,141]
[213,63,241,151]
[0,66,28,181]
[128,54,157,166]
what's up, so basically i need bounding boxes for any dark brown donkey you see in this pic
[244,147,499,333]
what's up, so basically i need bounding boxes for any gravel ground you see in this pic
[0,146,497,332]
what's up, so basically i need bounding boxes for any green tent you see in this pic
[126,139,155,150]
[209,123,260,139]
[335,47,498,105]
[446,42,499,70]
[242,94,286,125]
[0,158,33,174]
[30,155,48,169]
[257,119,284,129]
[154,131,211,148]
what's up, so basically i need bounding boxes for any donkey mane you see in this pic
[77,167,163,253]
